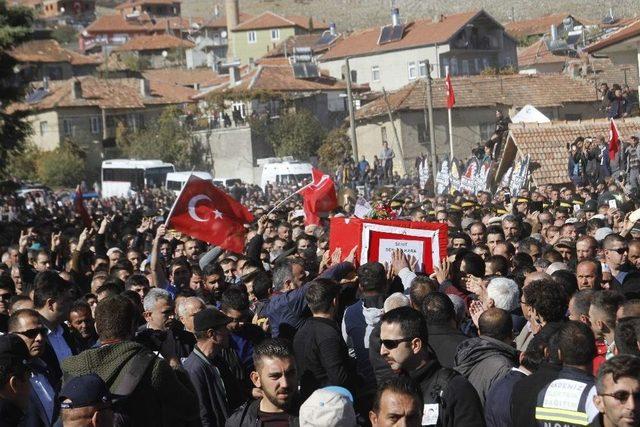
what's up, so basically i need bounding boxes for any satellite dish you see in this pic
[221,30,227,38]
[82,30,89,36]
[162,50,168,57]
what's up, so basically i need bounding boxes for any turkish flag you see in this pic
[74,185,92,228]
[609,118,620,161]
[166,175,254,253]
[445,72,455,109]
[298,168,337,225]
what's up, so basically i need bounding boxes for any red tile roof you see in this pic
[84,13,150,34]
[10,76,196,112]
[503,13,586,39]
[193,64,365,99]
[115,0,180,10]
[320,10,491,61]
[518,38,575,68]
[142,68,227,88]
[231,11,328,32]
[203,12,253,29]
[355,74,599,120]
[505,119,640,186]
[117,34,194,51]
[9,39,102,65]
[584,19,640,53]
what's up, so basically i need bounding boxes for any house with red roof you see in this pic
[319,9,517,92]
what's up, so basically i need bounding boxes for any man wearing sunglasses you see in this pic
[9,308,58,427]
[379,306,484,427]
[603,234,631,292]
[593,355,640,427]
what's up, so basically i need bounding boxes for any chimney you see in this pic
[71,80,82,99]
[43,76,49,91]
[140,78,150,97]
[329,22,336,36]
[226,0,239,61]
[229,65,239,85]
[550,24,557,41]
[391,8,399,26]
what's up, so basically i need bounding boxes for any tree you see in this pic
[36,140,85,187]
[268,109,326,159]
[51,25,76,44]
[0,1,34,178]
[318,127,351,172]
[5,142,39,181]
[117,106,206,170]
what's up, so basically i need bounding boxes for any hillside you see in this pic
[178,0,639,31]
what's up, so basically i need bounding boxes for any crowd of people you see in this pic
[1,158,640,427]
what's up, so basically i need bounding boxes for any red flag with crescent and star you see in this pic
[166,175,254,253]
[297,168,337,225]
[609,118,620,161]
[74,185,92,228]
[445,72,455,109]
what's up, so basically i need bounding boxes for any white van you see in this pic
[260,160,313,190]
[102,159,175,198]
[212,178,242,188]
[165,171,213,194]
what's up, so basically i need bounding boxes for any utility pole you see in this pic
[382,87,407,177]
[423,60,437,189]
[345,57,358,160]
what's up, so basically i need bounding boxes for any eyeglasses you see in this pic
[381,337,415,349]
[599,391,640,403]
[607,247,629,255]
[15,327,47,339]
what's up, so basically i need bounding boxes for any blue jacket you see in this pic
[485,368,527,427]
[263,262,355,338]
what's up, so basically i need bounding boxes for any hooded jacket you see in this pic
[61,341,199,427]
[342,294,384,392]
[454,336,518,406]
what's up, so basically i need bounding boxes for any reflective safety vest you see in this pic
[535,374,593,427]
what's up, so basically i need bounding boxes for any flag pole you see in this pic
[446,65,454,161]
[267,190,300,216]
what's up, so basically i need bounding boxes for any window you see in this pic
[90,116,101,134]
[270,29,280,41]
[381,127,388,143]
[479,122,494,141]
[63,119,72,136]
[247,31,256,43]
[450,58,458,76]
[419,61,428,77]
[371,65,380,82]
[417,122,429,144]
[39,121,48,136]
[462,60,470,75]
[408,61,417,80]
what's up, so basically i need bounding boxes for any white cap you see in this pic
[594,227,614,242]
[546,262,570,275]
[106,247,123,257]
[299,388,356,427]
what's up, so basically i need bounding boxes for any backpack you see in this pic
[110,351,157,425]
[422,367,459,426]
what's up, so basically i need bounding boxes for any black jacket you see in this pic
[427,323,468,368]
[225,399,300,427]
[510,362,562,427]
[183,347,243,427]
[293,316,355,401]
[369,321,394,386]
[0,398,26,427]
[134,324,195,361]
[409,359,485,427]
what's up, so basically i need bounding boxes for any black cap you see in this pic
[0,334,29,366]
[60,374,111,409]
[582,199,598,213]
[193,308,232,332]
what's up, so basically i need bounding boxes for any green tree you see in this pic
[0,1,34,177]
[5,142,39,181]
[51,25,76,44]
[36,140,85,187]
[268,109,326,159]
[117,107,205,170]
[317,127,351,172]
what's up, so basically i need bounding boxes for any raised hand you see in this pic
[432,258,450,284]
[344,246,358,264]
[391,248,409,275]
